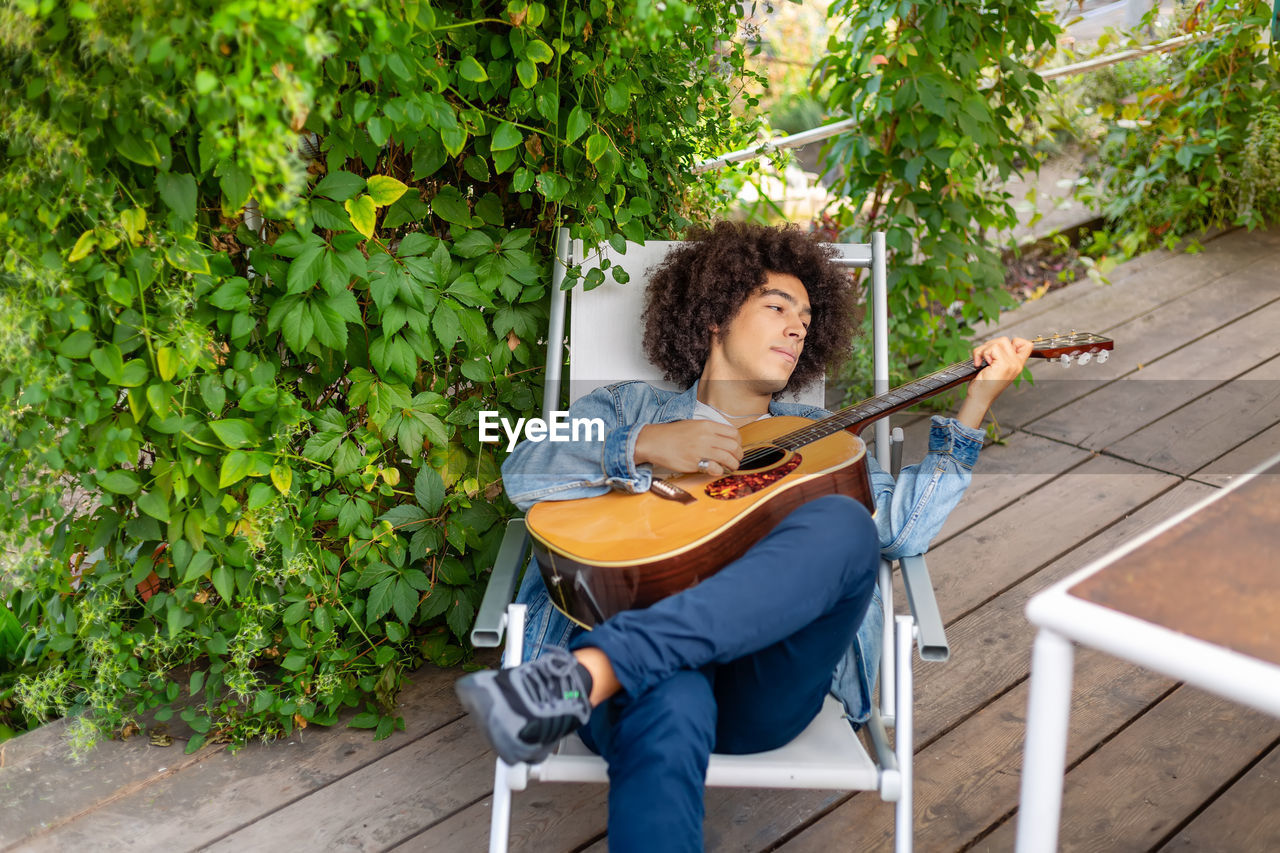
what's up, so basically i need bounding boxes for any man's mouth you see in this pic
[771,347,797,363]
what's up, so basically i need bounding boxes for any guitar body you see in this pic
[526,416,872,628]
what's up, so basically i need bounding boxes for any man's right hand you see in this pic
[634,420,742,476]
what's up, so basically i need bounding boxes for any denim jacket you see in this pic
[502,380,985,724]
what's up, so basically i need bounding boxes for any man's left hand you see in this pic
[956,336,1033,429]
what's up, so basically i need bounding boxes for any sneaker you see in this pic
[455,646,594,764]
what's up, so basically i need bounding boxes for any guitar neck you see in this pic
[779,360,980,450]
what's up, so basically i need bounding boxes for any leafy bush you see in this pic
[1078,0,1280,252]
[815,0,1060,389]
[0,0,759,750]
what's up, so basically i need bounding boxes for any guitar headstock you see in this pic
[1028,331,1114,366]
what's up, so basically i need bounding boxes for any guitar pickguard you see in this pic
[705,454,802,500]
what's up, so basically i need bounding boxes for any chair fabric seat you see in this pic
[530,695,879,790]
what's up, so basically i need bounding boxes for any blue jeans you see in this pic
[570,495,880,853]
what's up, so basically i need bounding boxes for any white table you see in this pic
[1015,455,1280,852]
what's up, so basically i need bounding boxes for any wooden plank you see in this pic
[993,227,1280,344]
[910,480,1212,743]
[691,481,1208,853]
[11,661,468,852]
[975,685,1280,852]
[1106,355,1280,475]
[921,454,1177,622]
[992,258,1280,429]
[1025,297,1280,450]
[1190,421,1280,488]
[201,717,495,853]
[1158,743,1280,852]
[933,431,1092,544]
[978,226,1276,340]
[778,649,1175,852]
[395,783,609,853]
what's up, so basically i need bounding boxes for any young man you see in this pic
[457,222,1031,851]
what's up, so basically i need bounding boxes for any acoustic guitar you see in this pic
[527,332,1114,628]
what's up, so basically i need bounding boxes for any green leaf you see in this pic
[491,122,522,151]
[345,195,377,239]
[211,565,234,603]
[431,187,472,226]
[458,56,488,82]
[281,300,315,352]
[392,579,418,624]
[414,467,445,514]
[367,175,409,207]
[90,344,125,383]
[137,491,171,523]
[157,172,197,222]
[98,470,140,495]
[585,132,610,163]
[209,419,260,449]
[565,106,589,144]
[286,245,326,294]
[367,576,395,624]
[525,39,554,63]
[314,170,366,202]
[516,59,536,89]
[219,451,258,488]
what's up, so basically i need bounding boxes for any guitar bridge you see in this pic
[650,480,696,504]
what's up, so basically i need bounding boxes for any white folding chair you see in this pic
[470,227,952,853]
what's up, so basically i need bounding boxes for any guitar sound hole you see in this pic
[738,446,786,471]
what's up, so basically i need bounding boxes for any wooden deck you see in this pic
[3,225,1280,852]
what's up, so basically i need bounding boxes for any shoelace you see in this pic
[514,655,589,744]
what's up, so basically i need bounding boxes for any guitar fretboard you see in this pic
[770,360,981,454]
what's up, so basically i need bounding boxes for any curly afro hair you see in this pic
[641,221,856,394]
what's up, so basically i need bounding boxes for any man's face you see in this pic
[705,270,811,394]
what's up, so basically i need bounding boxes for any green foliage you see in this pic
[0,0,758,748]
[816,0,1060,389]
[1077,0,1280,253]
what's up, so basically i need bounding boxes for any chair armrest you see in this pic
[471,518,531,648]
[898,553,950,662]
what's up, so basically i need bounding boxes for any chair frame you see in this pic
[470,228,951,853]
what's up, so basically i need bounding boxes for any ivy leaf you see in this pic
[392,578,418,624]
[565,106,589,144]
[415,467,445,514]
[458,56,488,82]
[430,187,472,226]
[367,175,409,207]
[585,133,610,164]
[367,576,395,624]
[69,230,97,263]
[286,244,326,294]
[98,470,140,495]
[345,195,377,239]
[209,418,260,449]
[157,172,197,222]
[281,300,315,353]
[490,123,522,152]
[314,170,366,201]
[381,504,430,532]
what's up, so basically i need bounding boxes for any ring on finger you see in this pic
[697,458,712,473]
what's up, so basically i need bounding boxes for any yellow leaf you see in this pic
[69,229,97,263]
[345,195,377,239]
[367,175,408,207]
[157,347,177,381]
[120,207,147,245]
[270,464,293,495]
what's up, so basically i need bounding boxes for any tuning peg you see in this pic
[1096,350,1109,364]
[1078,351,1092,365]
[1059,353,1073,367]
